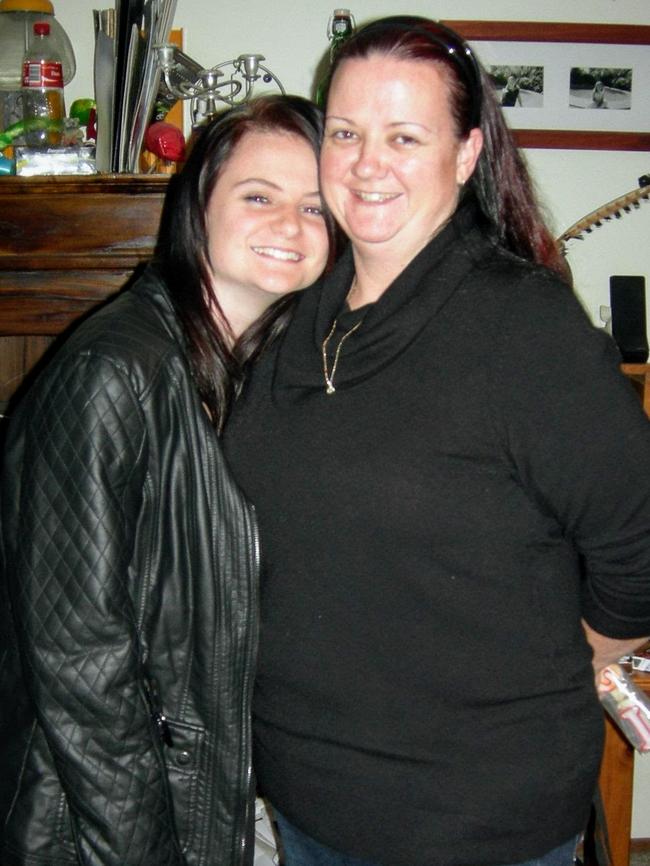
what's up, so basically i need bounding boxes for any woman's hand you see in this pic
[582,619,649,679]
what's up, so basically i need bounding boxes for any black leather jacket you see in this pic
[0,268,258,866]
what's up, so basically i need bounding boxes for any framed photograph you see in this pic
[443,21,650,150]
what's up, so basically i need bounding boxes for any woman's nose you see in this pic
[272,207,301,236]
[352,140,386,179]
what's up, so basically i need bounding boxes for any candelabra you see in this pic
[155,44,285,128]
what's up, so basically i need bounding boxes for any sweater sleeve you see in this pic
[4,352,185,866]
[491,267,650,639]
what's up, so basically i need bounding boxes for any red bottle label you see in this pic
[22,60,63,88]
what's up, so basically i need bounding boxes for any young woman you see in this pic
[501,73,522,106]
[0,95,331,866]
[223,18,650,866]
[590,80,608,108]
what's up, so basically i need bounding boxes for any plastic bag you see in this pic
[597,663,650,752]
[254,798,279,866]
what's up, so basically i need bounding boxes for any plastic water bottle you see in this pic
[315,9,355,108]
[22,21,65,147]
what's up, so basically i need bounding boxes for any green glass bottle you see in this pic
[315,8,355,108]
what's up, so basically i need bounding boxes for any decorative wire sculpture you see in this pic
[155,44,285,128]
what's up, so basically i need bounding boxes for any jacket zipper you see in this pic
[143,674,173,747]
[235,504,260,865]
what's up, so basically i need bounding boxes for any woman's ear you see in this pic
[456,127,483,186]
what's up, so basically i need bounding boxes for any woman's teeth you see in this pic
[356,191,399,203]
[252,247,302,261]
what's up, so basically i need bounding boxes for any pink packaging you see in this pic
[597,663,650,753]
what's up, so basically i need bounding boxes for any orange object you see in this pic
[0,0,54,12]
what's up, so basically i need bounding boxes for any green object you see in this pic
[0,118,25,148]
[315,8,355,108]
[69,98,95,126]
[0,116,64,149]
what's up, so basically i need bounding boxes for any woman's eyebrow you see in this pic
[326,114,431,132]
[234,177,281,190]
[234,179,322,198]
[325,114,354,124]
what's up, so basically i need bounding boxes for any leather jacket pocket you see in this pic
[164,718,205,855]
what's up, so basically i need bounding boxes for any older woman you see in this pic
[224,17,650,866]
[0,95,331,866]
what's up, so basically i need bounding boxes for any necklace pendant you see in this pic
[321,313,363,397]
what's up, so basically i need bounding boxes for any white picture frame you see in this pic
[444,21,650,150]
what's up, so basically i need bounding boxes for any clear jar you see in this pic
[0,0,73,138]
[0,0,75,90]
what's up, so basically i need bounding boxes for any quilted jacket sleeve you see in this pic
[6,351,185,865]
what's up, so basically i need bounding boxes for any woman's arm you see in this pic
[582,621,649,676]
[7,353,184,866]
[494,272,650,647]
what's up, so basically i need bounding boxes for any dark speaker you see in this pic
[609,275,649,363]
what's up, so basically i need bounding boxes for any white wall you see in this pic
[52,0,650,836]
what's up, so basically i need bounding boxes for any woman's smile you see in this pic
[352,190,401,204]
[251,245,305,262]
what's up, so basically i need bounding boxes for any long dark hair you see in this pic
[325,16,569,282]
[155,95,338,431]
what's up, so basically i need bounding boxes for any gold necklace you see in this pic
[321,317,362,395]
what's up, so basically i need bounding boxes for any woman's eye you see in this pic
[244,194,269,204]
[302,205,324,217]
[331,129,356,141]
[394,134,418,146]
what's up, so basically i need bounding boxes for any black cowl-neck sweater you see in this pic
[224,201,650,866]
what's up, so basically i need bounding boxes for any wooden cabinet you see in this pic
[0,175,169,413]
[622,364,650,417]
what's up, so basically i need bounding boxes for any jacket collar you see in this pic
[131,264,187,347]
